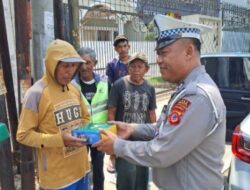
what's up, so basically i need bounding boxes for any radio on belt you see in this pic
[71,123,116,144]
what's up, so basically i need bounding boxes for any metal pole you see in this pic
[53,0,65,39]
[0,0,19,154]
[14,0,35,189]
[0,2,16,188]
[68,0,80,49]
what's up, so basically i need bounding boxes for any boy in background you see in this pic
[105,34,131,173]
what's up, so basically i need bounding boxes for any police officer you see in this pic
[93,14,226,190]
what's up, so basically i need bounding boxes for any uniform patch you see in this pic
[168,111,181,125]
[168,98,191,126]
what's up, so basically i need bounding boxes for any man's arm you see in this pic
[114,95,216,167]
[108,107,117,121]
[106,61,115,84]
[149,110,156,123]
[108,82,119,121]
[16,94,65,148]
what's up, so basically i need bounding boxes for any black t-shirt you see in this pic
[79,79,96,104]
[108,76,157,123]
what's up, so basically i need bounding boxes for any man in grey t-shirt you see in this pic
[108,52,156,190]
[94,15,226,190]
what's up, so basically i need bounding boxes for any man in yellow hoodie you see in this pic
[17,39,90,190]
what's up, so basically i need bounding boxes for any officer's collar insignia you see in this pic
[168,98,191,126]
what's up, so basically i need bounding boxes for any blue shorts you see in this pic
[59,173,90,190]
[40,173,90,190]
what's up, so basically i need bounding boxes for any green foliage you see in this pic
[147,21,154,31]
[145,33,155,41]
[147,76,165,84]
[147,76,176,90]
[145,21,155,41]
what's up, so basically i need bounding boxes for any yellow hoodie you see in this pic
[17,40,90,189]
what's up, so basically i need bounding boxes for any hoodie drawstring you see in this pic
[61,85,69,92]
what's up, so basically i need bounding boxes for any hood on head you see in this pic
[44,39,85,82]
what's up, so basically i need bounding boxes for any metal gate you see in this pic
[221,2,250,52]
[78,0,171,93]
[77,0,250,93]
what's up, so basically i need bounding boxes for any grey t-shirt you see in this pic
[108,76,156,123]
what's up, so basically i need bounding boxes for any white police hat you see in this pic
[153,14,212,50]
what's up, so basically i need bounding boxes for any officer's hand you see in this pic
[92,129,117,155]
[62,131,87,147]
[108,121,134,139]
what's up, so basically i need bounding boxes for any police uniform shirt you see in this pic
[113,65,226,190]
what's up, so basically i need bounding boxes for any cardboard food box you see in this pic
[71,123,116,144]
